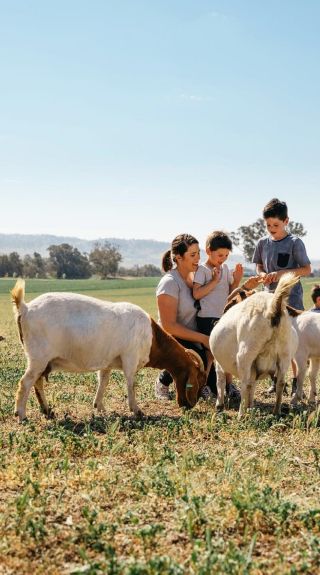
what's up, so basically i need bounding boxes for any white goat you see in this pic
[291,312,320,405]
[12,279,206,422]
[209,273,299,416]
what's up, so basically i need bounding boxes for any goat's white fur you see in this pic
[291,312,320,404]
[209,273,299,416]
[12,280,206,422]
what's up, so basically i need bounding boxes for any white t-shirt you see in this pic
[156,268,197,330]
[194,262,233,318]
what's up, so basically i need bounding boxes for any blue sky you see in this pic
[1,0,319,257]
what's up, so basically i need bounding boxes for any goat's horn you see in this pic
[186,348,205,371]
[226,286,242,303]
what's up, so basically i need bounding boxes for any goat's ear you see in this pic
[185,349,205,371]
[185,378,198,407]
[286,304,304,317]
[223,298,237,313]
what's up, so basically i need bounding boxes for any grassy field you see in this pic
[0,277,320,574]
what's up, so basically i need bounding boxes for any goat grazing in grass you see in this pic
[12,279,206,422]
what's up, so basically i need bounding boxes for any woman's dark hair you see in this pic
[311,284,320,303]
[263,198,288,221]
[162,233,199,272]
[206,230,232,251]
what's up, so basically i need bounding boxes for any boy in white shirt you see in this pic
[193,231,244,399]
[193,231,243,330]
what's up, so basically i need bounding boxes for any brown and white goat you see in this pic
[12,279,206,422]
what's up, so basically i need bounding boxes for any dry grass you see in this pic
[0,280,320,574]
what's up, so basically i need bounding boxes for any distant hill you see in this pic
[2,233,317,270]
[0,234,171,268]
[0,233,253,269]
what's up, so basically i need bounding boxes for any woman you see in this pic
[155,233,216,400]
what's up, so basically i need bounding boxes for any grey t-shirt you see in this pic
[194,262,233,318]
[156,268,197,330]
[252,234,310,309]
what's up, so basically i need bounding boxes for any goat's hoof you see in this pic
[18,417,28,425]
[15,410,27,423]
[45,408,55,419]
[134,409,145,419]
[290,397,301,406]
[280,404,290,415]
[216,404,224,413]
[94,404,106,413]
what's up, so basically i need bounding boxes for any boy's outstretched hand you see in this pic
[262,271,279,285]
[242,276,263,290]
[233,263,244,284]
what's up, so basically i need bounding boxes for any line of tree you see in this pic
[0,241,161,279]
[0,219,308,279]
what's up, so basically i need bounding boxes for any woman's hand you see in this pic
[201,334,210,350]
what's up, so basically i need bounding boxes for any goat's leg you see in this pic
[238,380,251,417]
[291,357,308,405]
[122,358,143,417]
[93,368,111,412]
[15,367,41,422]
[237,351,253,416]
[34,376,53,418]
[215,363,226,411]
[126,374,143,417]
[248,379,257,409]
[274,371,287,414]
[308,358,320,404]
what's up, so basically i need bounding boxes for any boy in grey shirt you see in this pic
[252,198,311,394]
[252,198,311,309]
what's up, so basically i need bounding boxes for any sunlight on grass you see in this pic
[0,277,320,574]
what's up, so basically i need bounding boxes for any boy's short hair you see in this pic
[311,284,320,303]
[263,198,288,221]
[206,231,232,251]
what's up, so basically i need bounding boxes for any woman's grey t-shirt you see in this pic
[156,269,197,330]
[252,234,310,309]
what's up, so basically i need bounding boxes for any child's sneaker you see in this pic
[226,382,241,400]
[267,379,276,394]
[154,378,172,400]
[200,385,213,401]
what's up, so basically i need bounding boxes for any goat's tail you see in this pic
[11,279,27,344]
[11,278,25,311]
[269,272,300,327]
